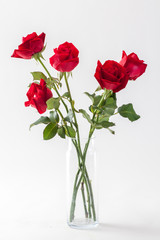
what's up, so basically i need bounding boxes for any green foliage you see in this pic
[46,77,62,89]
[89,105,102,114]
[101,97,117,117]
[118,103,140,122]
[30,116,50,129]
[64,109,73,123]
[108,129,115,135]
[98,115,109,123]
[93,95,102,106]
[84,92,102,106]
[79,109,93,124]
[49,111,59,123]
[46,97,60,110]
[43,123,58,140]
[62,92,70,99]
[65,126,76,138]
[82,91,117,134]
[58,126,66,139]
[84,92,95,103]
[95,121,115,129]
[31,71,47,81]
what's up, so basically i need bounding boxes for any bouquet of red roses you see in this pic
[12,32,147,228]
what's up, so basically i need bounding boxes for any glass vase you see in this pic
[66,137,98,229]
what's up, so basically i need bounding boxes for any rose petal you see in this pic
[22,32,37,43]
[119,50,127,66]
[30,38,44,53]
[38,32,45,44]
[55,58,79,72]
[11,49,33,59]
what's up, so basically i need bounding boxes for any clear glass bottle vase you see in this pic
[66,137,98,229]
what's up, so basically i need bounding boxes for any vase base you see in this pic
[68,218,99,230]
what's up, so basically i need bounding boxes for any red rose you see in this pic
[94,60,129,93]
[119,51,147,80]
[49,42,79,72]
[25,79,52,114]
[11,32,45,59]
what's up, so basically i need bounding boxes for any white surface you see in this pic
[0,0,160,239]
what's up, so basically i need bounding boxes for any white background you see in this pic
[0,0,160,239]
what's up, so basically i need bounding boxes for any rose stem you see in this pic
[37,56,68,113]
[81,89,112,221]
[63,73,93,220]
[63,72,83,158]
[81,181,88,218]
[69,141,91,221]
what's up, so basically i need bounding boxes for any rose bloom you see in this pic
[50,42,79,72]
[25,79,52,114]
[94,60,129,93]
[119,51,147,80]
[11,32,45,59]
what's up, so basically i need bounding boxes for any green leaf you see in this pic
[95,120,115,129]
[64,109,73,123]
[65,126,76,138]
[46,77,62,89]
[43,123,58,140]
[49,111,59,123]
[100,121,115,128]
[93,95,102,106]
[102,97,117,117]
[118,103,140,122]
[30,116,50,129]
[31,71,47,81]
[98,115,109,123]
[79,109,93,124]
[84,92,95,103]
[108,129,115,134]
[62,92,70,99]
[89,105,102,114]
[46,97,60,110]
[58,126,66,139]
[104,96,117,109]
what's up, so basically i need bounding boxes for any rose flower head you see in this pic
[50,42,79,72]
[119,51,147,80]
[11,32,45,59]
[25,79,52,114]
[94,60,129,93]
